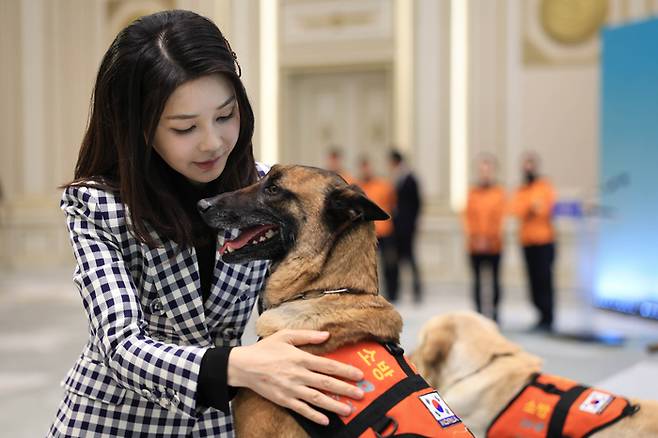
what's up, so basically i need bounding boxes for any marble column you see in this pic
[413,0,450,208]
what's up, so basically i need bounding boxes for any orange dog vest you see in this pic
[290,341,474,437]
[487,373,639,438]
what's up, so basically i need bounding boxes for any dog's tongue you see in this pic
[220,224,275,254]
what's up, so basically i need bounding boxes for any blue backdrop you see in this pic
[597,18,658,319]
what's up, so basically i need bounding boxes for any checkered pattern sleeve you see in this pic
[61,185,208,420]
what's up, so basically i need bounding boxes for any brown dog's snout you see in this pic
[197,193,248,229]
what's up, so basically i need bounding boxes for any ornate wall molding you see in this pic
[281,0,393,44]
[280,0,394,66]
[523,0,610,65]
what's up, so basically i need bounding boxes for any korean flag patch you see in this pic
[419,391,462,428]
[579,391,614,415]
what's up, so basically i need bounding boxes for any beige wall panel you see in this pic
[468,0,507,178]
[413,0,449,205]
[227,0,261,160]
[1,0,108,272]
[47,0,104,190]
[108,0,173,41]
[0,0,22,201]
[504,0,523,188]
[20,0,47,196]
[282,69,392,175]
[0,0,22,269]
[627,0,649,18]
[520,66,599,199]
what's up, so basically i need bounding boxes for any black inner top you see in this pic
[174,176,218,303]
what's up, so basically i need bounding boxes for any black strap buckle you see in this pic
[625,403,641,416]
[383,342,405,356]
[373,415,399,438]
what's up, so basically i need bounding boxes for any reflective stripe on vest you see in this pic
[290,341,474,438]
[487,373,639,438]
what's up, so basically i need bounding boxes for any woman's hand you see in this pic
[227,329,365,425]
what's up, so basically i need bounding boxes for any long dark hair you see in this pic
[67,10,257,248]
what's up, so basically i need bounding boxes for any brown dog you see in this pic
[199,165,473,437]
[411,311,658,437]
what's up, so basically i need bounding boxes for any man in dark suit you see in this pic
[388,150,423,303]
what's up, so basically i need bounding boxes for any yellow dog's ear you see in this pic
[409,318,455,387]
[325,185,390,226]
[417,318,455,366]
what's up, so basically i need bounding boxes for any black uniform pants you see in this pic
[469,253,502,322]
[523,243,555,327]
[378,236,399,302]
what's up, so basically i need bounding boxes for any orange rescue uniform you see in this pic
[463,185,506,254]
[488,373,638,438]
[510,178,556,246]
[359,178,396,238]
[291,341,474,437]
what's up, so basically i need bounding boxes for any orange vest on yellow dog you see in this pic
[290,341,474,437]
[488,373,639,438]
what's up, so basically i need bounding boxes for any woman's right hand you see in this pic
[227,329,365,425]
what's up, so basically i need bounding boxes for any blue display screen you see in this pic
[597,18,658,319]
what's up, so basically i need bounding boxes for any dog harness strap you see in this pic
[382,342,416,378]
[337,374,430,438]
[287,408,345,438]
[372,414,398,436]
[545,384,587,437]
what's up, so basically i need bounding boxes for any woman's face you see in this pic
[153,74,240,184]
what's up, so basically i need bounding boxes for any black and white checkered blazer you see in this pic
[48,165,270,437]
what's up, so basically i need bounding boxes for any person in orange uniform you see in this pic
[357,157,398,301]
[511,152,557,332]
[463,155,506,323]
[326,147,355,184]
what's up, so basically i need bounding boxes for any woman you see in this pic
[48,10,363,436]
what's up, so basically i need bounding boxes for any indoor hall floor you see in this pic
[0,270,656,437]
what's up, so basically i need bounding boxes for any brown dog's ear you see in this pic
[325,185,390,227]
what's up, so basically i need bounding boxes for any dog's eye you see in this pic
[264,184,279,195]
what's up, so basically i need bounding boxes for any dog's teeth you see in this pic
[265,230,275,238]
[259,236,267,242]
